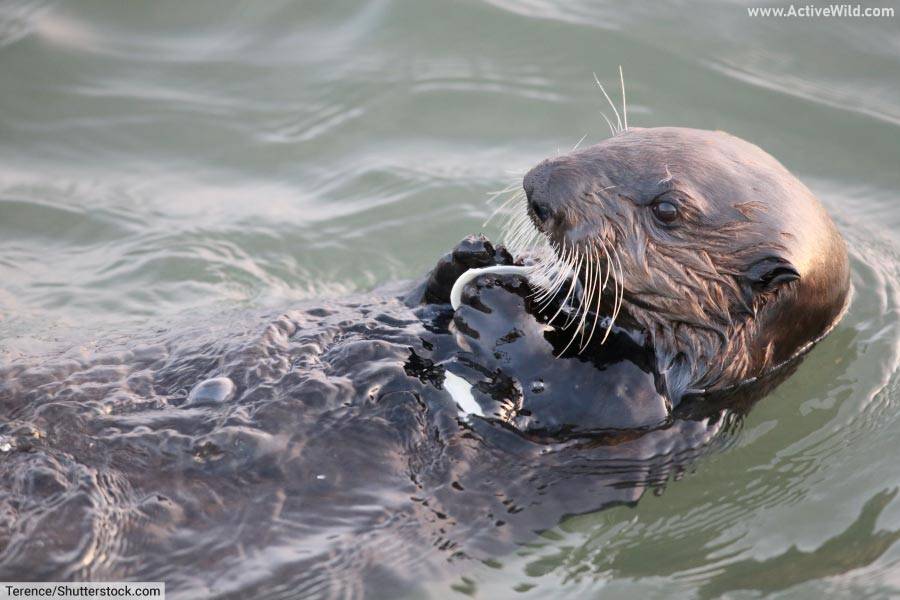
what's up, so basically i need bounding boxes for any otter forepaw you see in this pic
[406,235,513,306]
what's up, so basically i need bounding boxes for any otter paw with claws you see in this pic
[407,235,514,306]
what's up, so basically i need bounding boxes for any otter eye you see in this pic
[652,200,679,223]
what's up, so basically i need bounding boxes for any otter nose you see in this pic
[529,200,552,223]
[523,160,556,224]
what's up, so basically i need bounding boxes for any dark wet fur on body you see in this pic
[0,280,750,598]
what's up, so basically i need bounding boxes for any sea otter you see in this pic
[0,127,850,597]
[414,126,850,407]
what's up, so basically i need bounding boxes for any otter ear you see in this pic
[745,256,800,292]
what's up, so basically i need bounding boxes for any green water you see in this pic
[1,1,899,598]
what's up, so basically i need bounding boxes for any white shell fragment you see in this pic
[443,371,482,417]
[449,265,532,310]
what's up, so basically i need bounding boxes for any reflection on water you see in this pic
[699,489,900,598]
[1,0,899,598]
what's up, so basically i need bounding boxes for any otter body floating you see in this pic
[449,265,532,310]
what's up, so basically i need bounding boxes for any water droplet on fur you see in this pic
[186,376,235,406]
[530,380,545,394]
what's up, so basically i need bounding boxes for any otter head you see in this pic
[521,127,850,400]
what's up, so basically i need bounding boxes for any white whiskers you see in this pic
[490,184,626,356]
[482,67,633,353]
[592,66,629,135]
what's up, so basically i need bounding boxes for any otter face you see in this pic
[519,127,850,399]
